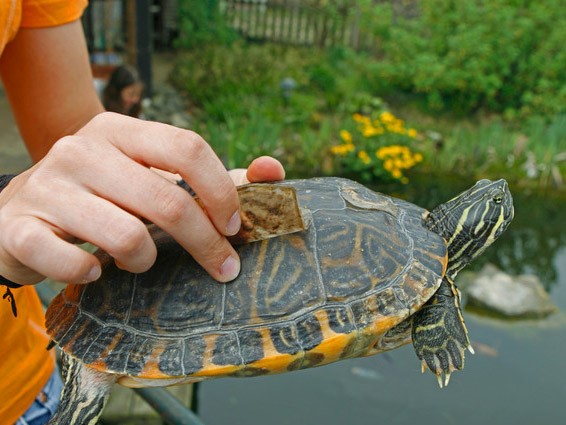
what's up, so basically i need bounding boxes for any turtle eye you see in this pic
[492,192,503,204]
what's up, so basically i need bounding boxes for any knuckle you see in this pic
[173,130,210,162]
[197,232,230,264]
[46,136,80,159]
[109,219,148,257]
[154,185,188,225]
[3,220,37,260]
[54,258,89,282]
[44,135,95,170]
[23,172,51,197]
[84,111,118,130]
[213,178,238,207]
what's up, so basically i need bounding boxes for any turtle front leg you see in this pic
[411,278,473,387]
[47,353,116,425]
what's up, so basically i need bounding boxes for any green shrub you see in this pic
[171,43,311,110]
[364,0,566,117]
[175,0,237,48]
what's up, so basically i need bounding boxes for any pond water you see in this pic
[198,176,566,425]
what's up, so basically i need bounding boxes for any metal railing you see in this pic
[36,283,206,425]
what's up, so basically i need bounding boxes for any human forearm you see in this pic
[0,20,103,162]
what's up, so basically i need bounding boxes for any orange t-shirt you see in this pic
[0,1,87,423]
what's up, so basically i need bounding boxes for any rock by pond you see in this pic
[459,264,558,319]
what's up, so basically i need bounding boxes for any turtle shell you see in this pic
[45,177,447,385]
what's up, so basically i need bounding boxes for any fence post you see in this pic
[134,0,153,97]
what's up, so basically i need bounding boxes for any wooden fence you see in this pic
[221,0,376,50]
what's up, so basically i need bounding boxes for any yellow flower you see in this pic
[353,113,371,126]
[331,143,355,156]
[357,150,371,165]
[340,130,353,144]
[407,128,418,138]
[362,125,383,138]
[379,111,396,124]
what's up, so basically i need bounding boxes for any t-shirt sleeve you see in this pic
[20,0,88,28]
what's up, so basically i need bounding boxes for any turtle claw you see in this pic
[418,339,467,387]
[444,372,451,387]
[434,372,451,389]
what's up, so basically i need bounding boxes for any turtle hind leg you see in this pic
[47,353,116,425]
[411,278,472,387]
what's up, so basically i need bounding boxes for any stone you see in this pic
[460,264,558,318]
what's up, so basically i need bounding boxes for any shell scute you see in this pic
[237,329,265,365]
[268,322,301,356]
[295,313,324,351]
[223,227,324,327]
[211,333,241,366]
[182,336,206,375]
[157,340,184,376]
[325,305,357,335]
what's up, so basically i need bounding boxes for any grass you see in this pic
[412,111,566,189]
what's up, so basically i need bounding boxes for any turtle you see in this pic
[45,177,513,424]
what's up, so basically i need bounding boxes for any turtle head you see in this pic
[425,179,514,278]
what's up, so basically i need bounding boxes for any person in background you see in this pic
[0,2,284,424]
[102,64,144,118]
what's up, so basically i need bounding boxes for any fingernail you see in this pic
[226,211,241,236]
[81,265,101,283]
[220,255,240,281]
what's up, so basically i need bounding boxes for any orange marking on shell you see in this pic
[139,345,170,379]
[45,285,85,335]
[247,352,302,374]
[44,293,66,331]
[288,233,308,250]
[366,316,399,336]
[357,316,401,357]
[65,283,85,303]
[247,328,300,374]
[191,334,243,378]
[192,363,241,378]
[87,358,110,373]
[304,310,358,365]
[81,330,129,374]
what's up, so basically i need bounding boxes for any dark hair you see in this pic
[102,65,143,117]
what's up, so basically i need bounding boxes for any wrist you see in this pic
[0,174,23,289]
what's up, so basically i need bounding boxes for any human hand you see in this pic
[0,113,285,286]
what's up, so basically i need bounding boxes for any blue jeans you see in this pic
[15,367,63,425]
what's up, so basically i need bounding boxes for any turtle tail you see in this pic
[48,353,116,425]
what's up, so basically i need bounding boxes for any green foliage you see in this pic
[418,113,566,188]
[364,0,566,117]
[202,101,284,170]
[172,43,307,112]
[170,39,565,188]
[175,0,237,48]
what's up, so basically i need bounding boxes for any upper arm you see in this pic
[0,20,104,162]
